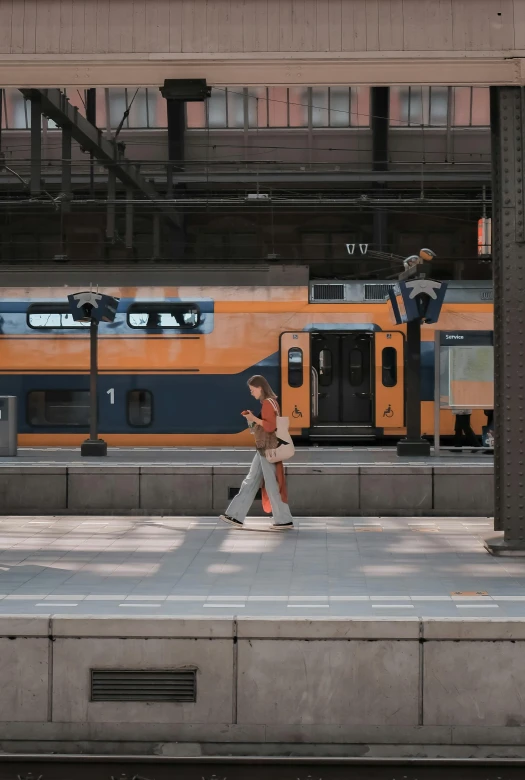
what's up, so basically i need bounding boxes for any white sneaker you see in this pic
[219,514,244,529]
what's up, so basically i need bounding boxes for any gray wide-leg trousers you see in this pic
[225,450,293,525]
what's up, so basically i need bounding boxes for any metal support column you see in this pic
[486,87,525,554]
[125,189,133,249]
[165,98,185,170]
[30,95,42,195]
[61,125,72,213]
[371,87,389,253]
[164,96,184,258]
[0,88,3,154]
[86,88,97,198]
[153,213,161,259]
[397,317,431,457]
[106,159,116,243]
[81,319,107,457]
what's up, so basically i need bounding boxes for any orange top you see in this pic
[261,398,279,432]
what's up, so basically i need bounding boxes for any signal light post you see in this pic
[388,266,447,457]
[67,290,120,457]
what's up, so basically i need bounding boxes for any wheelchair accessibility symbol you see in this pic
[292,405,303,419]
[383,404,394,418]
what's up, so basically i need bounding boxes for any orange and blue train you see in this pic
[0,267,493,447]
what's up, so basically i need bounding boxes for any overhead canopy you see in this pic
[0,0,524,87]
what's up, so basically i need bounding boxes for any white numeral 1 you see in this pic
[107,388,115,405]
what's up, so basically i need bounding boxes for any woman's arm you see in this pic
[244,401,276,431]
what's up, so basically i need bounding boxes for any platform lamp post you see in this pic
[388,252,447,457]
[67,290,120,457]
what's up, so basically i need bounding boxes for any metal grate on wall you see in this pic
[312,283,346,301]
[91,670,197,702]
[364,283,395,301]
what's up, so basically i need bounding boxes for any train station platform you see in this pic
[0,515,524,757]
[0,447,494,517]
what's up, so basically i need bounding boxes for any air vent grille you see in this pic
[312,283,345,301]
[91,670,197,702]
[365,283,394,301]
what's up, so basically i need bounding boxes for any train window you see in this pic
[382,347,398,387]
[288,348,303,388]
[27,390,90,426]
[349,349,363,386]
[128,390,153,427]
[127,304,200,329]
[319,348,332,386]
[27,304,89,329]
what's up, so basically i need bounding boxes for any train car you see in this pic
[0,266,493,447]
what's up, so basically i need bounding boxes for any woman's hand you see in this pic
[242,411,261,425]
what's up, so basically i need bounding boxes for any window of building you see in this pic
[1,85,373,132]
[390,86,490,127]
[188,86,369,129]
[382,347,397,387]
[27,304,90,329]
[127,303,200,329]
[288,348,303,388]
[453,86,490,127]
[390,86,448,127]
[128,390,153,427]
[27,390,90,426]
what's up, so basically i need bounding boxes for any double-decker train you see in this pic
[0,265,493,447]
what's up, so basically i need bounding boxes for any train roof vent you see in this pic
[91,669,197,702]
[364,283,395,301]
[312,283,346,301]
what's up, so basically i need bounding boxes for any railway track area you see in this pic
[0,756,524,780]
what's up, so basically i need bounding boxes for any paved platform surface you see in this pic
[1,446,493,466]
[0,515,520,618]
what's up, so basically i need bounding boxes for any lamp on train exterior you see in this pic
[67,290,120,456]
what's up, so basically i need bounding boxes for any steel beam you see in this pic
[19,88,180,227]
[486,87,525,555]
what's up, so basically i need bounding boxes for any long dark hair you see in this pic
[247,375,277,401]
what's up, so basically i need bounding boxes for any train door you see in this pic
[374,332,405,429]
[311,332,374,428]
[280,332,310,434]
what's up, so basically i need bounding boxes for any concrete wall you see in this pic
[2,616,525,755]
[0,463,494,517]
[0,128,490,168]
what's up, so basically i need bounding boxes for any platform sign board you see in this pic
[438,331,494,410]
[434,330,494,454]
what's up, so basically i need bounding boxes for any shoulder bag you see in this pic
[265,398,295,463]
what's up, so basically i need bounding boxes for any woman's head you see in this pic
[247,375,277,402]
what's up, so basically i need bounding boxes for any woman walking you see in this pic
[220,375,294,531]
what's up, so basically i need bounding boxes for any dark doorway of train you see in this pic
[310,331,374,440]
